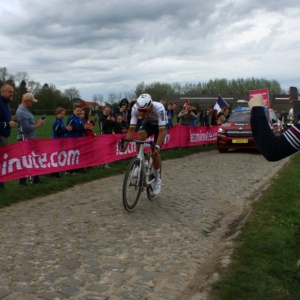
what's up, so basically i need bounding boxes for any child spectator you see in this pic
[166,103,173,129]
[83,107,96,137]
[52,107,72,177]
[114,114,129,134]
[52,107,72,138]
[66,105,90,137]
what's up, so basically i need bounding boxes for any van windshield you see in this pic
[228,111,251,123]
[228,110,268,123]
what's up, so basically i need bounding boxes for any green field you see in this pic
[9,114,102,142]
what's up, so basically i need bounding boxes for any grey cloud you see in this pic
[1,0,300,100]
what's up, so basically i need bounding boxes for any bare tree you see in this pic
[0,67,10,83]
[64,87,81,101]
[123,90,136,100]
[14,71,30,86]
[27,80,42,94]
[92,93,104,106]
[107,92,117,105]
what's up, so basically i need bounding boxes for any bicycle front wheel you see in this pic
[122,158,143,212]
[147,156,162,201]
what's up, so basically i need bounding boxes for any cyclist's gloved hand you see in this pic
[119,140,128,152]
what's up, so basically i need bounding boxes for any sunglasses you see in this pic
[138,108,150,113]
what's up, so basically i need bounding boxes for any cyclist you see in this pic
[120,93,167,195]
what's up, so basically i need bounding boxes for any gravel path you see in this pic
[0,150,290,300]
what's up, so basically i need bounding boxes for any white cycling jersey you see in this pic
[130,101,167,127]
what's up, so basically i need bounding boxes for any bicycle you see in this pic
[120,138,161,212]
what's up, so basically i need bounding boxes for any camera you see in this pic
[41,114,46,120]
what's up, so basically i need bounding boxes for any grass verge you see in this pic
[212,153,300,300]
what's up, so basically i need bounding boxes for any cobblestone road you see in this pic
[0,150,290,300]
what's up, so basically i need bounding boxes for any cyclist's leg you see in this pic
[136,120,147,153]
[152,124,162,173]
[151,125,162,195]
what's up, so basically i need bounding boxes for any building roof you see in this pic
[79,101,101,108]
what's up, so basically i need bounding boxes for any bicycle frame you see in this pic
[121,138,159,211]
[136,141,155,188]
[121,138,155,188]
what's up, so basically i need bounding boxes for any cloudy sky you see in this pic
[1,0,300,101]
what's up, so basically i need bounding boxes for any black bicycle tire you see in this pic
[122,158,143,211]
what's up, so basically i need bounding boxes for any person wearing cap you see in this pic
[0,83,18,188]
[16,92,46,185]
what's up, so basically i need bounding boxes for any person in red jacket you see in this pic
[83,107,96,137]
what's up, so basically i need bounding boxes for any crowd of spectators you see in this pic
[1,85,233,187]
[163,101,232,128]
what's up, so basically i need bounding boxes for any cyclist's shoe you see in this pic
[132,166,139,178]
[153,179,161,195]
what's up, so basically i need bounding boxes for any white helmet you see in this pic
[136,93,152,109]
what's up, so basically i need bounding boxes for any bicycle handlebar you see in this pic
[120,138,156,149]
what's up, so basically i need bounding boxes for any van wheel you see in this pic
[218,148,227,153]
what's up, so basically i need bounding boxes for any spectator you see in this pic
[65,105,92,174]
[52,107,72,138]
[128,99,142,131]
[212,109,218,125]
[200,109,210,127]
[113,98,130,125]
[98,104,114,168]
[198,109,205,125]
[114,114,129,134]
[224,107,231,120]
[127,99,136,123]
[80,109,85,120]
[98,104,112,134]
[166,102,173,129]
[66,105,91,137]
[172,103,180,124]
[16,92,46,185]
[0,83,18,188]
[178,104,197,126]
[83,107,96,137]
[190,104,199,126]
[217,107,227,125]
[249,94,300,161]
[52,107,72,178]
[160,99,166,107]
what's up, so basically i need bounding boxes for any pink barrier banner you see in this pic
[0,125,219,182]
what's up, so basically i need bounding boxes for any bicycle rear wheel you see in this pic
[122,158,143,212]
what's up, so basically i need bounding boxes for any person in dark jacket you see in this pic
[114,98,130,125]
[249,94,300,161]
[66,105,93,137]
[52,107,72,138]
[114,114,129,134]
[0,83,18,188]
[98,104,116,134]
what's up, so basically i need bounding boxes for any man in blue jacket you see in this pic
[0,83,18,188]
